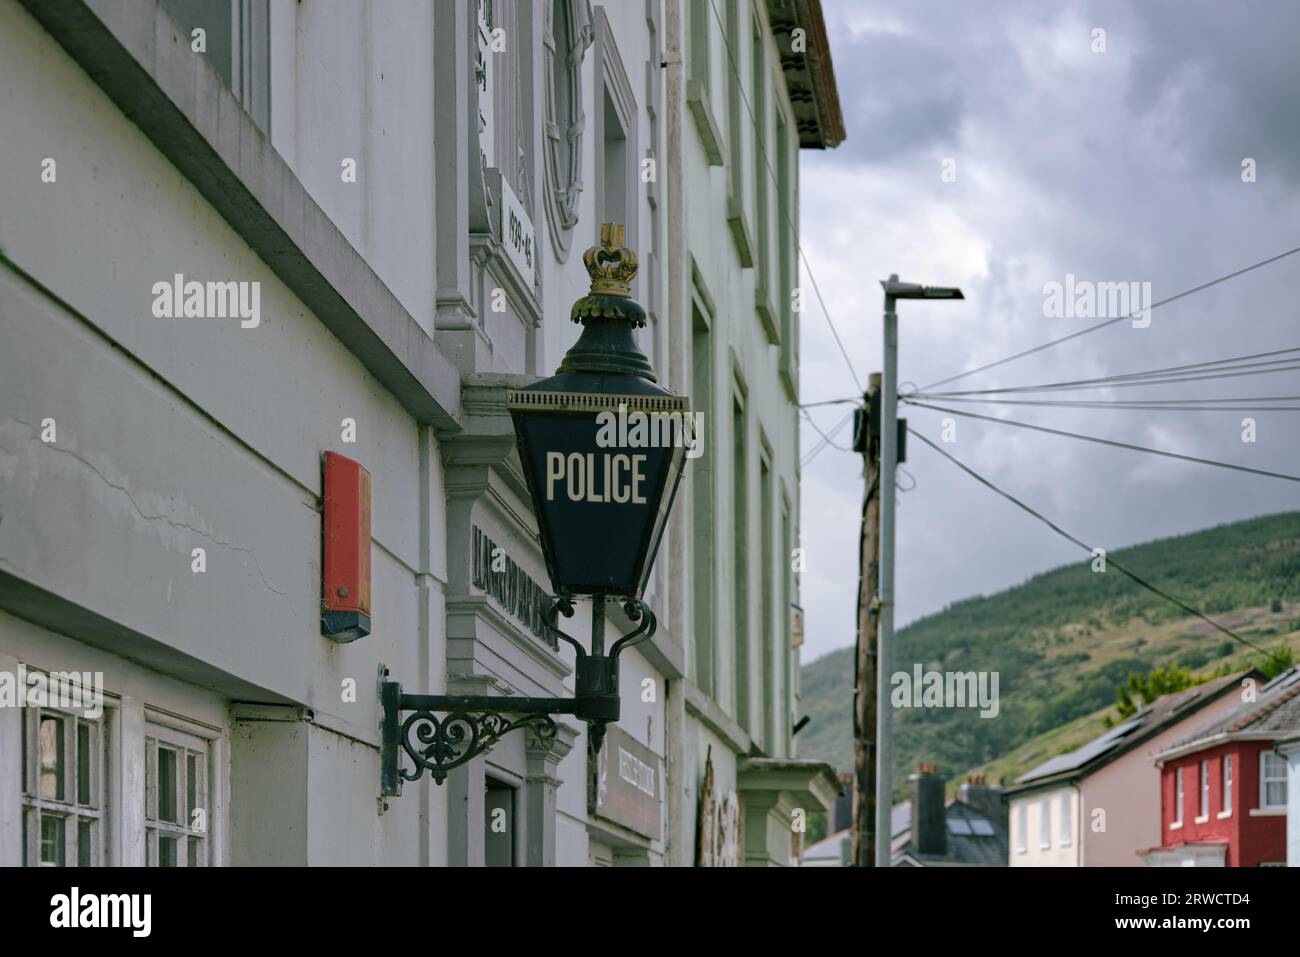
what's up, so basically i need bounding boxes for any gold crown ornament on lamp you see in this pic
[582,222,640,297]
[559,223,653,378]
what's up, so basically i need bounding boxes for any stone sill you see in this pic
[686,78,725,167]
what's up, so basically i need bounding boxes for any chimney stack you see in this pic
[910,763,946,857]
[958,774,1005,824]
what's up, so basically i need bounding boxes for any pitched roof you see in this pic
[1158,668,1300,758]
[1010,671,1252,791]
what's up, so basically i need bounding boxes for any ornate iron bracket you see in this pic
[381,595,656,795]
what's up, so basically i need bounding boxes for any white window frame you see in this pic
[21,702,110,867]
[1172,767,1184,828]
[1038,795,1051,849]
[1260,751,1287,810]
[1015,802,1027,854]
[144,715,214,867]
[1059,791,1072,846]
[1196,760,1209,822]
[1219,754,1233,818]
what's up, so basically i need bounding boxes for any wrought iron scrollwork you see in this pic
[380,593,659,796]
[398,709,558,785]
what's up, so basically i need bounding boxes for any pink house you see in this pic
[1007,671,1260,866]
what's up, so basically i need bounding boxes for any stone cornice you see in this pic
[765,0,846,149]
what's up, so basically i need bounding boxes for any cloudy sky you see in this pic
[797,0,1300,664]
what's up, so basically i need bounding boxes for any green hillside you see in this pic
[797,512,1300,794]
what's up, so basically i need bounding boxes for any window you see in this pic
[480,0,536,208]
[1223,755,1233,815]
[1198,760,1209,820]
[21,706,106,867]
[475,0,541,296]
[1038,796,1050,849]
[159,0,269,133]
[760,450,775,752]
[1173,767,1184,826]
[600,91,629,236]
[723,0,751,264]
[145,721,211,867]
[1015,802,1027,854]
[1260,752,1287,810]
[725,0,744,197]
[750,14,768,286]
[780,493,793,746]
[688,0,710,87]
[593,11,638,281]
[732,394,749,731]
[775,108,796,395]
[691,298,715,694]
[685,0,723,166]
[1059,792,1072,846]
[542,0,592,255]
[484,779,516,867]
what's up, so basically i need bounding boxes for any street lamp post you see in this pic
[874,274,963,866]
[380,224,689,795]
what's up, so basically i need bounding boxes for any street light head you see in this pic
[880,277,965,300]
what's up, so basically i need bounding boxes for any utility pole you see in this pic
[875,275,964,868]
[851,372,881,866]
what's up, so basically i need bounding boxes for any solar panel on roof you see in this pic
[947,818,973,835]
[970,819,995,836]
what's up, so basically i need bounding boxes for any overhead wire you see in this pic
[902,400,1300,484]
[906,396,1300,412]
[906,427,1291,668]
[913,344,1300,399]
[914,358,1300,399]
[801,407,854,454]
[916,243,1300,393]
[801,410,854,467]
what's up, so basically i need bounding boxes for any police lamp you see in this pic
[508,222,688,598]
[380,224,689,795]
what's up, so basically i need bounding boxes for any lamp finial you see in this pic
[583,223,639,297]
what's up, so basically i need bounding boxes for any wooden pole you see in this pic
[851,372,882,866]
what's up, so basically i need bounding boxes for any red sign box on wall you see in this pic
[321,451,371,642]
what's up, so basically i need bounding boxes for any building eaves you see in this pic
[765,0,846,149]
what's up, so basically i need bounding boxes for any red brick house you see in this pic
[1142,669,1300,867]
